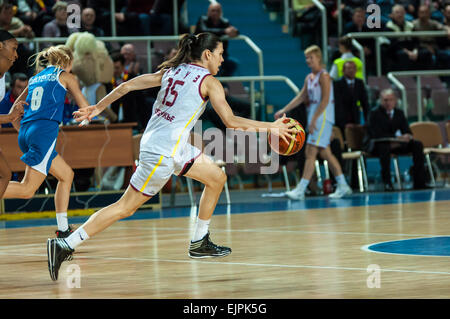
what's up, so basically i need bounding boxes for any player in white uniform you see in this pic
[47,32,296,281]
[275,45,352,201]
[0,31,21,199]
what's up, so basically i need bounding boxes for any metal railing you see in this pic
[347,31,449,77]
[313,0,328,67]
[216,75,300,120]
[16,34,263,83]
[387,70,450,121]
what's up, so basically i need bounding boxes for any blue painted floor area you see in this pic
[1,188,449,230]
[366,237,450,257]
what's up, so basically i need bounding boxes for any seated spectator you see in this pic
[120,43,142,76]
[395,0,420,21]
[86,0,139,36]
[78,7,105,37]
[437,3,450,70]
[344,7,377,76]
[125,0,155,35]
[16,0,54,37]
[386,4,433,70]
[0,1,34,76]
[337,0,367,27]
[42,1,77,47]
[0,0,34,39]
[0,72,27,128]
[150,0,187,35]
[329,36,364,80]
[195,1,240,76]
[364,89,427,191]
[413,4,450,68]
[106,52,144,130]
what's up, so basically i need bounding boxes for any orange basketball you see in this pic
[268,117,305,156]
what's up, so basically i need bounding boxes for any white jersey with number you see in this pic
[306,69,335,125]
[0,75,5,101]
[140,63,211,157]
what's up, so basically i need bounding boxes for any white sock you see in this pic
[192,217,210,242]
[336,175,348,187]
[294,178,309,193]
[65,226,89,249]
[56,212,68,231]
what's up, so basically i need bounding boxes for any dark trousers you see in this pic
[372,140,426,188]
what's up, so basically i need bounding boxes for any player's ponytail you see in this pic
[158,32,221,70]
[29,45,74,74]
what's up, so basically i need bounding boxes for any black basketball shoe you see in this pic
[47,238,74,281]
[188,232,232,258]
[55,225,74,238]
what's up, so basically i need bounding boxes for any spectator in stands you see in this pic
[0,1,34,76]
[395,0,420,21]
[120,43,142,76]
[0,0,34,39]
[86,0,140,36]
[107,52,144,130]
[344,7,377,76]
[16,0,54,37]
[338,0,367,27]
[195,1,240,76]
[78,7,105,37]
[42,2,76,47]
[364,88,427,191]
[437,3,450,70]
[413,4,450,68]
[150,0,188,35]
[386,4,433,70]
[329,36,364,80]
[0,72,27,128]
[125,0,155,35]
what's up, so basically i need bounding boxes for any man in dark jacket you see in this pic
[334,60,369,136]
[194,1,239,76]
[365,88,427,191]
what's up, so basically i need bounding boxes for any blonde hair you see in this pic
[304,45,322,61]
[30,45,74,74]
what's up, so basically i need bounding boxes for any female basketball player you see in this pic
[0,31,20,199]
[47,32,296,281]
[274,45,352,200]
[3,45,90,238]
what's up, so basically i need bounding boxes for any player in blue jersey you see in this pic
[0,30,21,199]
[3,45,89,237]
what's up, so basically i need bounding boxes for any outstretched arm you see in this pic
[73,70,165,123]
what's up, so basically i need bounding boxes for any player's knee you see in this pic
[22,188,37,199]
[211,168,227,189]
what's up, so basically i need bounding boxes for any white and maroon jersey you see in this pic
[0,75,5,101]
[306,69,335,126]
[140,63,211,157]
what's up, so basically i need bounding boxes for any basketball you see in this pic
[268,117,305,156]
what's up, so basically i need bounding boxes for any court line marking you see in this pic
[1,251,450,276]
[0,227,445,251]
[361,236,450,258]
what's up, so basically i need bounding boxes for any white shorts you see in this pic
[130,143,202,197]
[307,120,333,148]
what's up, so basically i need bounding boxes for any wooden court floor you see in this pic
[0,199,450,299]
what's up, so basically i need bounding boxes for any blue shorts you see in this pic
[307,119,333,148]
[18,120,59,175]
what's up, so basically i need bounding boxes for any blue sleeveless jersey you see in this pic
[21,66,67,125]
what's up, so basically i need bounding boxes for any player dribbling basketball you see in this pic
[46,32,296,281]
